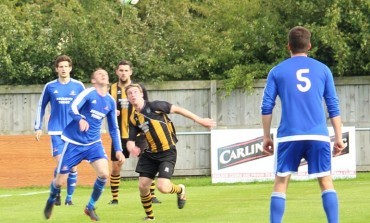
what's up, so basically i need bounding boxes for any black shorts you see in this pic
[136,148,177,180]
[110,134,148,161]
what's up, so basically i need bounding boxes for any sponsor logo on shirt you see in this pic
[57,97,73,104]
[138,121,150,133]
[90,109,106,120]
[119,98,129,109]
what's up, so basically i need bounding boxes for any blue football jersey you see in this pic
[61,87,122,152]
[34,78,85,135]
[261,56,340,140]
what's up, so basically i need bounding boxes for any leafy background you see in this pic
[0,0,368,91]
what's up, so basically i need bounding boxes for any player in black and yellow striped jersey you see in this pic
[108,60,161,205]
[125,84,216,220]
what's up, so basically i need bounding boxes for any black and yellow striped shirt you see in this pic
[109,82,148,139]
[128,100,178,153]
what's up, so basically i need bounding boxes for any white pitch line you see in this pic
[0,190,50,198]
[20,190,50,196]
[0,194,12,198]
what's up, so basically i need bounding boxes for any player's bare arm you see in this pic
[262,114,274,155]
[170,105,216,128]
[330,116,345,156]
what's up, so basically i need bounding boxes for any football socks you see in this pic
[270,192,286,223]
[322,189,339,223]
[48,180,61,203]
[87,176,107,210]
[66,170,77,202]
[141,192,154,219]
[110,174,120,201]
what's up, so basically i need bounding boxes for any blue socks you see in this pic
[87,177,107,210]
[48,180,61,203]
[269,190,338,223]
[322,189,339,223]
[66,171,78,202]
[270,192,286,223]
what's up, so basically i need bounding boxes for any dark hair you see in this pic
[288,26,311,54]
[116,60,133,70]
[91,67,106,79]
[54,55,72,68]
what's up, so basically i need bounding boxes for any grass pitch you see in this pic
[1,173,370,223]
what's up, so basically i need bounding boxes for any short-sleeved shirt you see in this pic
[128,100,178,153]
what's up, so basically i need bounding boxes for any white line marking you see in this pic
[0,190,50,198]
[0,194,12,198]
[20,190,50,196]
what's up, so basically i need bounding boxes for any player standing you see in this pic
[108,60,161,205]
[260,26,345,223]
[35,55,85,205]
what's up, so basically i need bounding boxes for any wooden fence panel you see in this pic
[0,77,369,175]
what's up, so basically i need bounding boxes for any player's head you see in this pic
[115,60,133,85]
[91,68,109,86]
[125,83,144,105]
[55,55,72,68]
[288,26,311,54]
[54,55,73,78]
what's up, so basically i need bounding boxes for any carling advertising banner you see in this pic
[211,127,356,183]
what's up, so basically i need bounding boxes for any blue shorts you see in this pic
[275,140,331,177]
[50,135,65,157]
[57,141,108,174]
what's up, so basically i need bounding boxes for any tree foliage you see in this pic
[0,0,368,91]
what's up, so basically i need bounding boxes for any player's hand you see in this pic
[116,110,120,116]
[200,118,217,129]
[332,138,345,157]
[130,147,141,157]
[79,119,89,132]
[263,137,274,155]
[115,151,125,165]
[35,130,42,141]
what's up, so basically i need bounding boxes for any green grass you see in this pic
[1,173,370,223]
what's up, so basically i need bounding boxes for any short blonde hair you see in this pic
[125,83,143,95]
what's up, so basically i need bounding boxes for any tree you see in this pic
[0,0,368,91]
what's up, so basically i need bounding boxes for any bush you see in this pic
[0,0,368,92]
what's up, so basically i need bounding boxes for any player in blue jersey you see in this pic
[43,68,125,221]
[260,26,345,223]
[34,55,85,206]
